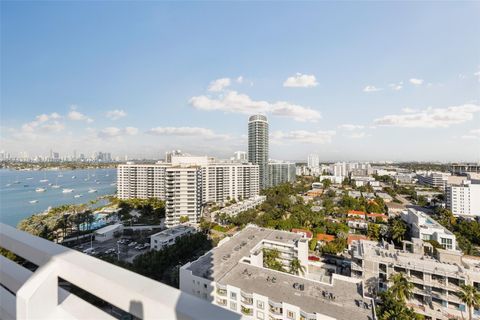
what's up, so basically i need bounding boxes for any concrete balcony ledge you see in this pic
[0,223,243,320]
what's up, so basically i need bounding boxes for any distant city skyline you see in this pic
[1,2,479,161]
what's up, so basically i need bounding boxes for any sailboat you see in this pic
[51,177,61,189]
[36,187,46,192]
[88,188,97,193]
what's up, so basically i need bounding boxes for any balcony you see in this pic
[0,223,242,320]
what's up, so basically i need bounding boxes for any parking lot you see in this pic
[73,235,151,262]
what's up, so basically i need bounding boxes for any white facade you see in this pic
[118,158,260,228]
[248,115,269,189]
[446,181,480,218]
[307,154,320,169]
[214,195,266,220]
[401,208,457,250]
[150,224,196,250]
[94,223,123,242]
[180,226,375,320]
[266,161,296,188]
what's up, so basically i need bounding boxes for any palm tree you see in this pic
[458,284,480,320]
[289,257,306,276]
[389,273,413,303]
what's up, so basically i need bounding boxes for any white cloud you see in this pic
[401,107,419,113]
[208,78,231,92]
[146,126,229,140]
[389,82,403,91]
[236,76,244,84]
[189,90,321,122]
[20,113,65,134]
[271,130,335,144]
[283,73,318,88]
[409,78,424,85]
[363,85,382,93]
[461,128,480,140]
[374,103,480,128]
[98,126,138,138]
[338,124,365,131]
[106,109,127,120]
[68,110,93,123]
[344,132,368,139]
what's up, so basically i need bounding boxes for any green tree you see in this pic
[389,273,413,303]
[289,257,306,276]
[388,217,407,245]
[458,285,480,320]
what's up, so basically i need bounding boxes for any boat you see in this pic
[39,179,49,183]
[29,200,39,204]
[62,188,74,193]
[5,183,11,187]
[72,176,76,179]
[105,174,109,177]
[74,194,83,198]
[35,188,46,192]
[26,177,33,180]
[110,183,116,186]
[88,188,97,193]
[48,183,53,186]
[51,185,61,189]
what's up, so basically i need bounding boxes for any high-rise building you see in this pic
[117,156,260,228]
[248,114,269,189]
[446,181,480,218]
[307,154,320,169]
[266,161,296,188]
[232,151,247,163]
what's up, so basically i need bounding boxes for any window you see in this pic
[287,310,295,319]
[257,311,264,319]
[230,292,237,299]
[441,238,453,250]
[204,284,207,289]
[230,301,237,311]
[257,301,264,309]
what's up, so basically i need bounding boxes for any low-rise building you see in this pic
[214,196,266,221]
[94,223,123,242]
[350,238,480,319]
[401,209,456,250]
[180,225,375,320]
[150,225,196,251]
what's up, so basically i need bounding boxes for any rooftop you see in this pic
[150,225,196,241]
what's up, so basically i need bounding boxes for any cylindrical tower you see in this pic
[248,114,269,189]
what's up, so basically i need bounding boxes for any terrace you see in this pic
[0,223,242,320]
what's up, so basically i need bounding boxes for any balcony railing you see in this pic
[0,223,242,320]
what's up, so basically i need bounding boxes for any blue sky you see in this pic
[1,1,479,162]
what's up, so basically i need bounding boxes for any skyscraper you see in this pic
[307,154,320,169]
[248,114,269,189]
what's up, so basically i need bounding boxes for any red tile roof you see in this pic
[316,233,335,242]
[347,234,369,245]
[291,228,313,239]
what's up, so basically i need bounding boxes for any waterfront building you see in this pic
[248,114,269,189]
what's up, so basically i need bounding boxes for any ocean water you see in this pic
[0,168,117,227]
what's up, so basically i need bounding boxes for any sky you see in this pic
[1,1,479,162]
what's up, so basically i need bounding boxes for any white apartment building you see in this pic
[446,181,480,218]
[307,154,320,169]
[417,171,451,190]
[401,208,456,250]
[150,224,197,250]
[350,238,480,320]
[118,156,260,228]
[180,225,375,320]
[266,161,296,188]
[117,162,167,199]
[214,195,266,221]
[165,166,204,227]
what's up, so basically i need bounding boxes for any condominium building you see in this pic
[350,238,480,320]
[117,162,167,199]
[118,156,260,228]
[307,154,320,169]
[446,181,480,218]
[266,161,296,188]
[401,208,457,250]
[180,225,376,320]
[165,166,203,227]
[248,114,269,189]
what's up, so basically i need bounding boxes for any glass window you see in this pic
[230,292,237,299]
[230,301,237,311]
[257,301,264,309]
[257,311,264,319]
[287,311,295,319]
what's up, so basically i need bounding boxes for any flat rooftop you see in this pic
[151,225,195,241]
[187,225,302,281]
[222,263,374,320]
[186,225,374,320]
